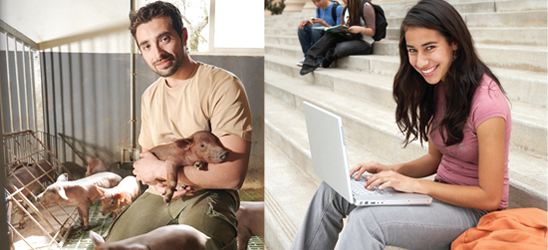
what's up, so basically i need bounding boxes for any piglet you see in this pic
[36,172,122,230]
[236,201,264,250]
[85,158,109,176]
[149,130,228,203]
[96,175,140,219]
[90,224,210,250]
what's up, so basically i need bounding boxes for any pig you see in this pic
[95,175,140,219]
[90,224,210,250]
[6,159,54,229]
[85,158,109,177]
[149,130,229,203]
[236,201,264,250]
[36,172,122,230]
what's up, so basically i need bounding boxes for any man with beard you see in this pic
[104,2,252,249]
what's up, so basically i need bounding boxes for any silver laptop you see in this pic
[303,101,433,206]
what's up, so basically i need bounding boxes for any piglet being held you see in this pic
[96,175,140,219]
[90,224,210,250]
[36,172,121,229]
[149,130,228,203]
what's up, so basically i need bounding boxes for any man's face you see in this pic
[135,16,187,77]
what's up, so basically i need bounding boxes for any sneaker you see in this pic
[296,57,305,66]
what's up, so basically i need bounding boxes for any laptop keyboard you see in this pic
[351,175,393,196]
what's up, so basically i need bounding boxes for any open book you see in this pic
[313,25,348,32]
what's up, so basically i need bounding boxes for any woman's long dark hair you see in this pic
[345,0,367,39]
[393,0,505,147]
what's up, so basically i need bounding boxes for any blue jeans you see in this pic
[290,181,489,250]
[298,24,325,56]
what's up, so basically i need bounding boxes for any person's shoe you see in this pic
[296,57,305,66]
[322,48,335,68]
[300,64,318,76]
[321,58,333,68]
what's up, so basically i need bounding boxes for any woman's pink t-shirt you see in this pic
[431,74,511,210]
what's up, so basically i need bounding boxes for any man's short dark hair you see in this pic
[130,1,185,41]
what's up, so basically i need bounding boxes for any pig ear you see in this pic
[58,187,69,200]
[117,193,125,202]
[96,186,105,196]
[174,139,192,150]
[57,173,69,182]
[89,231,105,246]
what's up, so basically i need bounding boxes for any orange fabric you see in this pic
[452,208,547,250]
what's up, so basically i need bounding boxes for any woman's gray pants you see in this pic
[290,181,488,250]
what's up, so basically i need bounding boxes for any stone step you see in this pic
[266,51,548,109]
[372,40,547,72]
[380,0,547,14]
[265,73,547,209]
[266,39,548,73]
[268,25,548,47]
[266,8,548,32]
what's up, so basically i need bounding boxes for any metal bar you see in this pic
[33,50,44,132]
[7,222,37,250]
[6,191,56,244]
[0,19,39,50]
[129,0,137,152]
[0,33,5,135]
[22,45,30,130]
[29,49,37,131]
[6,34,14,132]
[14,38,23,130]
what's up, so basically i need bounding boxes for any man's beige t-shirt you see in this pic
[138,62,252,195]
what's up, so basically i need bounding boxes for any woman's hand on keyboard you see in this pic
[350,161,390,180]
[364,170,417,193]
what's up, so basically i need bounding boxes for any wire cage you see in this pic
[4,130,78,250]
[1,19,80,250]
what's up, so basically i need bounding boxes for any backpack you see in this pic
[316,1,341,26]
[342,1,388,41]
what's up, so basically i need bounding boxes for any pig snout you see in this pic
[207,148,228,163]
[218,150,228,162]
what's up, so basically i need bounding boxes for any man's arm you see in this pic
[133,134,251,193]
[179,134,250,189]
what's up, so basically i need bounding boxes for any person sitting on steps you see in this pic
[300,0,376,76]
[297,0,344,66]
[291,0,511,249]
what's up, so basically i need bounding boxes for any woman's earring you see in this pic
[453,50,457,60]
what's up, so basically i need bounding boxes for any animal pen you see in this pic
[0,19,90,249]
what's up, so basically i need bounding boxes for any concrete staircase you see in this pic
[264,0,547,249]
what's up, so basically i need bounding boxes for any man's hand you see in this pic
[133,151,194,201]
[298,20,311,29]
[133,151,166,185]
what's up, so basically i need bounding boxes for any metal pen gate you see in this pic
[2,20,78,250]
